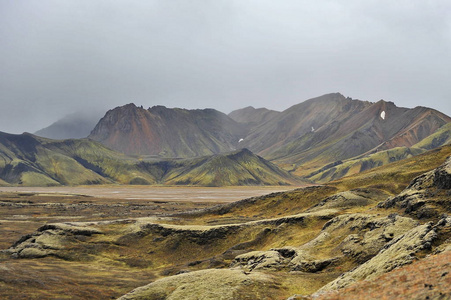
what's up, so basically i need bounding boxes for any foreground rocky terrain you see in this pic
[0,145,450,299]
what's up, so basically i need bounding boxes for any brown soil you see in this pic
[311,251,451,300]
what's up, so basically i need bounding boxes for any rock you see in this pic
[336,214,418,263]
[231,250,286,271]
[7,222,103,259]
[300,213,418,263]
[378,156,451,218]
[17,247,53,259]
[290,257,340,272]
[230,214,420,274]
[433,157,451,189]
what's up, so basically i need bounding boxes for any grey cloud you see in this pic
[0,0,450,133]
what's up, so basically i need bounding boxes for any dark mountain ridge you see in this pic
[23,92,451,183]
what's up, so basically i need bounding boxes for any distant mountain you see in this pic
[228,106,280,131]
[89,104,248,157]
[0,132,298,186]
[236,93,451,177]
[34,110,104,139]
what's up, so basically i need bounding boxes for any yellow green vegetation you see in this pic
[0,132,299,187]
[330,144,451,194]
[1,145,451,299]
[305,124,451,183]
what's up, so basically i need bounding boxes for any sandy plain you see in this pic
[0,185,295,202]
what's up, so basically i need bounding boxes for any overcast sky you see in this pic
[1,0,450,134]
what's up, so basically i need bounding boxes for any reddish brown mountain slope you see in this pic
[261,95,451,176]
[89,104,248,157]
[238,93,371,155]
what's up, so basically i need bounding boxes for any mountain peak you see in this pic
[89,105,248,157]
[229,106,280,126]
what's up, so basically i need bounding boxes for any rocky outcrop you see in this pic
[317,217,451,293]
[231,214,419,273]
[379,156,451,218]
[231,247,340,273]
[231,250,288,271]
[5,223,102,259]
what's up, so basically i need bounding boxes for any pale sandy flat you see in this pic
[0,186,299,203]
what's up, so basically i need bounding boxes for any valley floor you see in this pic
[0,186,295,202]
[0,186,295,299]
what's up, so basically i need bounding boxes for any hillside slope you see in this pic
[238,93,370,155]
[164,148,298,186]
[306,122,451,182]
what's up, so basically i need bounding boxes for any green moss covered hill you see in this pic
[0,132,299,186]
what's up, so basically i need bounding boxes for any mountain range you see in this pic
[15,92,451,186]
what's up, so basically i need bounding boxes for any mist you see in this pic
[1,0,450,133]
